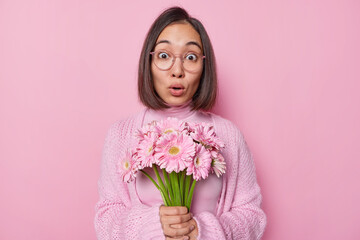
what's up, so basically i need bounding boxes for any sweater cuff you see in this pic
[194,211,225,240]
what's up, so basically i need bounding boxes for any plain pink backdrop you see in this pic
[1,0,359,239]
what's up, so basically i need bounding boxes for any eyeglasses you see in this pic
[150,50,205,73]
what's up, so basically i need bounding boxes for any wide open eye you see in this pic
[158,52,170,59]
[185,53,198,61]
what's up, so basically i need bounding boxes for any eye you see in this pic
[158,52,169,59]
[185,53,198,61]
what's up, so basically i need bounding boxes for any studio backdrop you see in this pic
[0,0,359,239]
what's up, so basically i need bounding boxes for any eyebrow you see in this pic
[155,40,202,50]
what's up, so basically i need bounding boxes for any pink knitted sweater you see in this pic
[94,108,267,239]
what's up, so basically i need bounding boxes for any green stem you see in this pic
[169,172,177,206]
[163,169,174,205]
[140,170,160,190]
[186,179,197,210]
[159,190,170,206]
[184,175,191,208]
[153,167,171,206]
[153,166,165,190]
[173,172,182,206]
[169,172,175,206]
[176,173,181,206]
[179,171,185,205]
[140,169,170,206]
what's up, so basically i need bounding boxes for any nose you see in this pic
[171,57,185,78]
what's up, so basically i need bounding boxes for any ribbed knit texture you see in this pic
[94,109,267,239]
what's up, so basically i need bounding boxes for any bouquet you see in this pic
[117,117,226,210]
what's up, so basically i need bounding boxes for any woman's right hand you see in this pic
[159,205,195,240]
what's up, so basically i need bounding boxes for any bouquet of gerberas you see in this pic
[117,117,226,210]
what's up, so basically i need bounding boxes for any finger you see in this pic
[160,206,188,216]
[166,236,189,240]
[171,222,195,231]
[160,213,192,225]
[163,224,192,238]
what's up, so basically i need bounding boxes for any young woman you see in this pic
[95,7,266,240]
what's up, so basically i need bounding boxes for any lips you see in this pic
[169,84,185,97]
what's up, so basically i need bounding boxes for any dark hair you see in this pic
[138,7,217,111]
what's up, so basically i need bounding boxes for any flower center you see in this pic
[168,146,180,155]
[195,157,200,166]
[148,146,153,153]
[164,128,174,134]
[124,161,129,169]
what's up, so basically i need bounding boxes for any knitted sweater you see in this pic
[94,108,267,239]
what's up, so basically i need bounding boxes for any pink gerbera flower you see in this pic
[181,121,195,134]
[155,132,195,173]
[190,123,225,150]
[135,121,161,142]
[186,144,212,181]
[211,153,226,177]
[158,117,187,135]
[117,149,139,183]
[136,132,158,168]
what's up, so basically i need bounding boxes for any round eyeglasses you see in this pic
[150,50,205,73]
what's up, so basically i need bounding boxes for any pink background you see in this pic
[1,0,359,239]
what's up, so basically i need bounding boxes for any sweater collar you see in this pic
[146,100,195,120]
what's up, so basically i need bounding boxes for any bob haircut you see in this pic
[138,6,217,111]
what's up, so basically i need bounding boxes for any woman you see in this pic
[95,7,266,240]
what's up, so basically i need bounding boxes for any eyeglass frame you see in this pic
[149,50,206,73]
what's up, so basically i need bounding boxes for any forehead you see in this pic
[156,22,202,50]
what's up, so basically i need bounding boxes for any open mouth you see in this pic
[169,84,185,96]
[169,84,184,90]
[172,87,183,90]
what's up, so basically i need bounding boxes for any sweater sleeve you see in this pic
[94,121,165,240]
[194,124,267,240]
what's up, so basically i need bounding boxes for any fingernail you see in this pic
[190,225,195,230]
[184,237,189,240]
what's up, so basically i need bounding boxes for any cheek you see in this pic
[189,74,202,91]
[151,63,165,80]
[192,81,201,96]
[151,65,166,94]
[151,65,159,86]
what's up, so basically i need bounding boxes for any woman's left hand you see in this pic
[171,217,198,240]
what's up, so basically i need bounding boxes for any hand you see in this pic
[185,218,198,240]
[159,205,196,239]
[168,218,198,240]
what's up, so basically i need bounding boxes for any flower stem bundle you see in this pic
[118,118,226,210]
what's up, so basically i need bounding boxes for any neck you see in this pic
[147,100,194,120]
